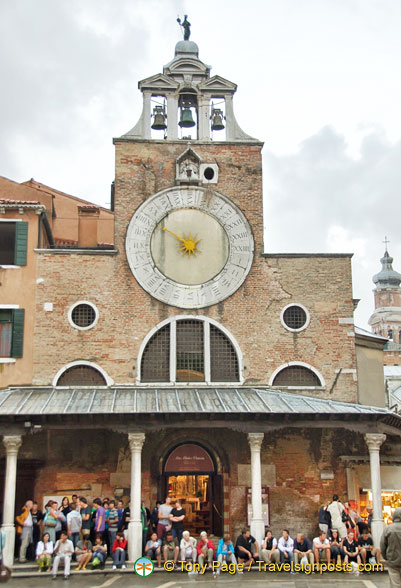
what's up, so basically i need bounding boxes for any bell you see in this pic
[211,108,225,131]
[151,106,167,130]
[179,107,196,128]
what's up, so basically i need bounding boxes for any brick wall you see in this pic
[31,138,357,400]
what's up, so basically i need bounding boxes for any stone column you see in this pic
[128,432,145,562]
[364,433,386,547]
[248,433,264,544]
[345,464,358,502]
[166,94,178,140]
[1,435,22,567]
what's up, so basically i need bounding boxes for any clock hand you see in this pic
[162,227,185,242]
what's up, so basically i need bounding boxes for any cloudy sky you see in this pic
[1,0,401,329]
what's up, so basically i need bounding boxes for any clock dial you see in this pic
[126,186,254,309]
[150,209,229,286]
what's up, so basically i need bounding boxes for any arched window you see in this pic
[140,317,241,384]
[270,364,323,387]
[55,363,109,386]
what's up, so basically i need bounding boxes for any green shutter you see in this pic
[14,222,28,266]
[11,309,25,358]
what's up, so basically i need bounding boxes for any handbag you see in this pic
[44,512,57,528]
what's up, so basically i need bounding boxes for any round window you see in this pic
[281,304,309,331]
[69,302,98,330]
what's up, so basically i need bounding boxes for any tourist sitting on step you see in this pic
[112,531,127,570]
[197,531,215,568]
[216,536,237,571]
[235,528,259,566]
[35,532,53,572]
[313,531,331,565]
[341,531,361,566]
[294,533,314,566]
[260,529,280,564]
[180,530,197,562]
[277,529,294,565]
[357,528,381,565]
[75,535,92,571]
[163,531,179,566]
[91,533,107,569]
[145,532,162,568]
[329,529,344,565]
[51,531,74,580]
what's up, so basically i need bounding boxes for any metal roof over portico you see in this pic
[0,386,394,416]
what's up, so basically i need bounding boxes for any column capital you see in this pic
[3,435,22,454]
[248,432,264,451]
[128,432,145,453]
[364,433,386,452]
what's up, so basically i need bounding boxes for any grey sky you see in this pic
[1,0,401,329]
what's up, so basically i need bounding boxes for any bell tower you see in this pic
[369,244,401,365]
[113,20,264,314]
[123,37,259,144]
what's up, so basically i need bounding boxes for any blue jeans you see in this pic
[92,550,106,564]
[280,550,294,564]
[172,528,183,543]
[113,549,126,567]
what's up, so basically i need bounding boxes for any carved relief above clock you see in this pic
[125,186,254,309]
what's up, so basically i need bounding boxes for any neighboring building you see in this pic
[0,176,114,389]
[369,247,401,365]
[1,32,401,567]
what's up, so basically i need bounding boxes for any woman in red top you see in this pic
[112,531,127,569]
[196,531,215,568]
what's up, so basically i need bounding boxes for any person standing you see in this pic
[66,505,82,554]
[157,497,172,540]
[141,501,150,555]
[150,501,161,534]
[79,497,91,539]
[30,501,43,560]
[327,494,347,539]
[93,498,106,544]
[108,501,119,553]
[380,506,401,588]
[43,501,58,544]
[169,500,186,544]
[318,500,331,535]
[16,499,33,563]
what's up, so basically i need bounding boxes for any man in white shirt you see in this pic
[52,531,74,580]
[313,531,331,564]
[66,507,82,554]
[277,529,294,564]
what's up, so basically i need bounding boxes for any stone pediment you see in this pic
[138,73,179,92]
[199,75,237,94]
[164,57,210,77]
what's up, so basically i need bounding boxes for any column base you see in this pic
[250,518,265,546]
[1,524,16,568]
[371,518,385,548]
[128,520,142,562]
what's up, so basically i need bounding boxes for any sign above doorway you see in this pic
[164,444,214,473]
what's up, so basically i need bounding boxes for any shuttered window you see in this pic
[0,222,28,266]
[0,309,24,358]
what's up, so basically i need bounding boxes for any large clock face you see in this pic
[125,186,254,309]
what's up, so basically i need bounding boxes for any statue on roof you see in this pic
[177,15,191,40]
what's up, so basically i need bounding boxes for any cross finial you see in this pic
[383,236,390,251]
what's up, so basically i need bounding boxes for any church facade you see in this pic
[1,33,401,565]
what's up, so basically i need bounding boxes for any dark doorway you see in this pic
[161,443,223,536]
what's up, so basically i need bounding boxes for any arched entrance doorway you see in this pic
[161,443,223,536]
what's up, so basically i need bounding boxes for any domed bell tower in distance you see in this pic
[112,18,264,312]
